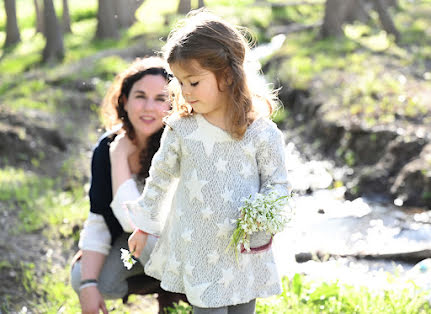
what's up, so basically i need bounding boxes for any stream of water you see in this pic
[253,35,431,293]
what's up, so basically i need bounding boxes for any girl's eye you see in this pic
[156,98,167,102]
[136,95,146,99]
[191,82,199,87]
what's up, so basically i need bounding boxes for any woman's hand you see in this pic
[109,132,137,162]
[79,285,108,314]
[128,229,148,258]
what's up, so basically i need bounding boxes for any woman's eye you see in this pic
[136,95,146,99]
[156,98,167,102]
[191,82,199,87]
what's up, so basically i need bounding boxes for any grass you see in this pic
[1,0,431,312]
[0,167,88,234]
[266,0,431,129]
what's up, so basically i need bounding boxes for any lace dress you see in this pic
[125,113,290,308]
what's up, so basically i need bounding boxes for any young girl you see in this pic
[126,10,289,313]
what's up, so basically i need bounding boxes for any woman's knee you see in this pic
[70,261,81,294]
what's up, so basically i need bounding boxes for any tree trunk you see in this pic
[113,0,144,29]
[42,0,64,63]
[4,0,21,47]
[344,0,370,24]
[177,0,191,14]
[62,0,71,33]
[320,0,350,38]
[95,0,119,39]
[34,0,44,34]
[373,0,401,42]
[198,0,205,8]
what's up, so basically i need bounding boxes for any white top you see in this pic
[125,113,290,308]
[79,178,158,263]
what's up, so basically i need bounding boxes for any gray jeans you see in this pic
[70,232,156,299]
[193,299,256,314]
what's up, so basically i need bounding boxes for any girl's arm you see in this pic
[124,126,181,236]
[256,123,290,197]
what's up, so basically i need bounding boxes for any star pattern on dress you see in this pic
[207,250,220,265]
[215,158,228,173]
[262,162,277,178]
[184,277,211,307]
[240,163,253,178]
[165,152,177,168]
[201,207,213,220]
[147,251,166,275]
[186,170,208,203]
[240,254,251,268]
[218,268,234,288]
[265,262,279,287]
[186,115,232,156]
[246,272,255,290]
[176,207,183,218]
[231,292,241,305]
[185,262,194,277]
[145,187,158,200]
[181,228,193,243]
[221,189,233,204]
[242,141,255,157]
[216,218,234,238]
[167,254,181,275]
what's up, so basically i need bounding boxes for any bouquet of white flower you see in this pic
[120,248,137,270]
[227,187,294,259]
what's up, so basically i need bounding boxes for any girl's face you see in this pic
[124,74,170,140]
[170,60,229,125]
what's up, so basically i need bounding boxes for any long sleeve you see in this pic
[110,178,141,233]
[78,212,112,255]
[89,135,124,243]
[256,123,290,198]
[124,126,181,236]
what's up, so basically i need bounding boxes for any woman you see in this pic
[70,56,186,314]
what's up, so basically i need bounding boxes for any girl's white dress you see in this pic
[125,113,290,308]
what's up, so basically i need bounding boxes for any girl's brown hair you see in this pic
[101,56,171,179]
[163,10,278,139]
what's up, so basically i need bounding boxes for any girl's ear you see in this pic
[224,68,233,86]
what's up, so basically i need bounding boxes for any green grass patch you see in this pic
[0,167,87,234]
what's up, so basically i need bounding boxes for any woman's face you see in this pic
[124,74,170,140]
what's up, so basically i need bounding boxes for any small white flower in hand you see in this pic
[120,248,137,270]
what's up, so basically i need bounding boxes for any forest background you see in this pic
[1,0,431,313]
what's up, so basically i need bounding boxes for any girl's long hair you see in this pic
[163,9,278,139]
[101,56,171,179]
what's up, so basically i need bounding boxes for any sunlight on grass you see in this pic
[0,167,88,234]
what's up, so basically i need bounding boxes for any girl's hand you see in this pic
[110,132,137,161]
[128,229,148,258]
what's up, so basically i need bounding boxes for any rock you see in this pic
[391,143,431,208]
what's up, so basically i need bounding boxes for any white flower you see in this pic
[120,248,137,270]
[227,188,294,258]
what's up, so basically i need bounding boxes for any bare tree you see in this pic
[373,0,401,42]
[113,0,145,29]
[198,0,205,8]
[320,0,351,38]
[177,0,191,14]
[62,0,71,33]
[95,0,119,39]
[4,0,21,47]
[34,0,44,34]
[320,0,400,41]
[42,0,64,63]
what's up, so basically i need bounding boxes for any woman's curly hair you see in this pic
[101,56,171,180]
